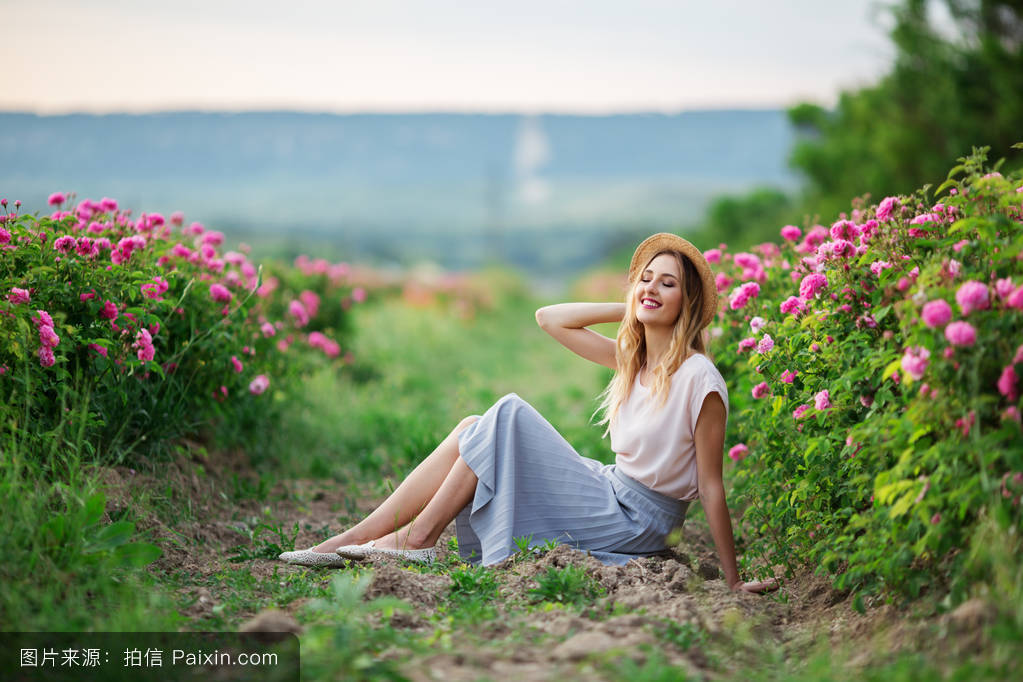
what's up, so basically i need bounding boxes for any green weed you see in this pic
[528,564,604,608]
[227,521,300,561]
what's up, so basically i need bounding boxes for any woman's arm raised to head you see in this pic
[535,302,624,370]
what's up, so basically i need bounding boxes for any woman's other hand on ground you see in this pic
[730,577,780,594]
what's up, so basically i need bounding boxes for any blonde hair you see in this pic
[593,250,709,437]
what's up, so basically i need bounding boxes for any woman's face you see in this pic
[634,252,684,327]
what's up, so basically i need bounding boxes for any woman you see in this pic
[281,233,778,594]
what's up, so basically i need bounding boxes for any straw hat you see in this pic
[628,232,719,329]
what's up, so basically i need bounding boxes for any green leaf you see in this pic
[113,542,162,567]
[147,361,166,379]
[948,217,983,235]
[875,480,914,506]
[909,426,931,444]
[83,492,106,527]
[889,490,916,518]
[935,178,959,195]
[42,515,68,544]
[771,395,784,417]
[881,359,901,382]
[84,521,135,553]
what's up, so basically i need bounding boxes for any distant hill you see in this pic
[0,111,798,272]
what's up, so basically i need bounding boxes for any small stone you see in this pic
[239,609,302,635]
[945,598,996,632]
[552,631,617,661]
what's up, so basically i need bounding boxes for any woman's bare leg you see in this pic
[311,415,479,552]
[370,454,479,550]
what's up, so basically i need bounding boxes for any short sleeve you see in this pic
[689,377,729,434]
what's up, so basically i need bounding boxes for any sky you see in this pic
[0,0,910,114]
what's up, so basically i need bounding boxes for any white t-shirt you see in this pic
[609,353,729,501]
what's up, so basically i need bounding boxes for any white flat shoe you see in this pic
[278,548,349,567]
[335,540,437,563]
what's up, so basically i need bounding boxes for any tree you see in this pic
[788,0,1023,216]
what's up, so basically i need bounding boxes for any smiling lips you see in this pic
[641,298,662,309]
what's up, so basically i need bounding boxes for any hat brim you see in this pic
[628,232,719,329]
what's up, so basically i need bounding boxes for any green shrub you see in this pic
[0,195,363,465]
[712,146,1023,604]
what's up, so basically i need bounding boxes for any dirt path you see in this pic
[95,452,991,681]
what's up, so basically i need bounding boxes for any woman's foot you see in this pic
[311,530,369,553]
[364,524,433,551]
[278,548,349,567]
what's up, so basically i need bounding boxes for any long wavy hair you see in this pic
[593,249,710,437]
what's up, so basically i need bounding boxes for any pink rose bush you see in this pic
[0,193,366,457]
[708,148,1023,601]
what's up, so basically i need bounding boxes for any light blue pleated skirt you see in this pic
[454,393,691,566]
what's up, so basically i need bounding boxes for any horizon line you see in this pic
[0,103,805,117]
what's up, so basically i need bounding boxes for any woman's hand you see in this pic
[730,577,780,594]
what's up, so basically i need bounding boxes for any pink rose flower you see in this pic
[900,346,931,381]
[352,287,367,303]
[921,299,952,328]
[100,300,118,320]
[876,196,898,221]
[133,329,155,362]
[249,374,270,395]
[793,404,811,420]
[738,337,757,352]
[727,443,748,462]
[955,280,989,316]
[141,276,169,300]
[715,272,733,292]
[830,220,860,241]
[38,346,55,367]
[288,300,310,327]
[8,287,30,304]
[38,324,60,348]
[781,369,798,384]
[209,283,233,303]
[995,278,1015,301]
[944,321,976,347]
[756,334,774,354]
[814,390,831,410]
[47,192,66,206]
[231,355,243,373]
[703,249,721,264]
[299,290,321,318]
[260,322,276,337]
[728,282,760,311]
[53,235,76,253]
[1006,286,1023,310]
[780,296,805,316]
[998,366,1018,402]
[752,382,770,399]
[798,274,828,301]
[780,225,802,241]
[201,231,224,247]
[870,261,892,276]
